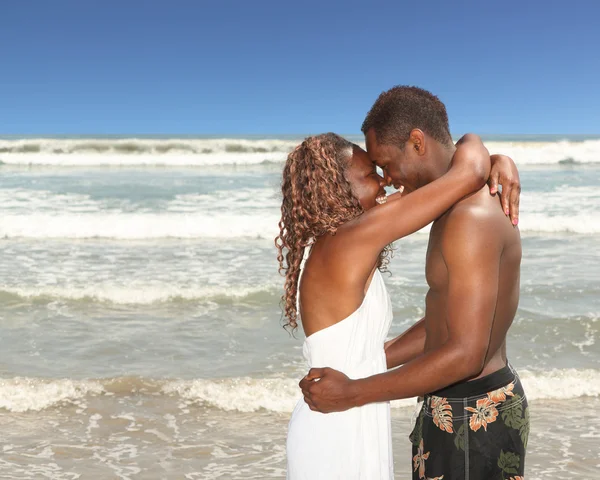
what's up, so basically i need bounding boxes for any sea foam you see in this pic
[1,138,599,166]
[0,284,278,305]
[0,212,280,239]
[0,210,597,239]
[0,377,104,412]
[2,369,599,413]
[162,369,600,412]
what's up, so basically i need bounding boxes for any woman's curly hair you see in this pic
[275,133,391,331]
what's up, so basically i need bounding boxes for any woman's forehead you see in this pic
[350,144,373,168]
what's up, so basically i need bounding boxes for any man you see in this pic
[300,86,528,480]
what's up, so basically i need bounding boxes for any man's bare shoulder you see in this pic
[439,188,511,254]
[446,187,508,228]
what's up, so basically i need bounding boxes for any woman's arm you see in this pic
[339,134,490,258]
[489,154,521,225]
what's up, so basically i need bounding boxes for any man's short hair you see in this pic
[361,86,452,148]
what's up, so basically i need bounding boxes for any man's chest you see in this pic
[425,221,449,293]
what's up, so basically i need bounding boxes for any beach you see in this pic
[0,135,599,479]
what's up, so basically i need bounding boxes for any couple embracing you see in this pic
[276,86,528,480]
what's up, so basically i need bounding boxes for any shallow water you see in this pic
[1,136,599,478]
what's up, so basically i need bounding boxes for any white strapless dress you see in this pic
[286,269,394,479]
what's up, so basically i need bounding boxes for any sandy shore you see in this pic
[1,395,599,479]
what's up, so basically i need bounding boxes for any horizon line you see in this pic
[1,133,599,139]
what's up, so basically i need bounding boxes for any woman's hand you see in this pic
[489,154,521,226]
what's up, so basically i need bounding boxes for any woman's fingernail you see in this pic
[513,218,519,226]
[505,208,509,215]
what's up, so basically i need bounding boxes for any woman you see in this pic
[276,133,514,479]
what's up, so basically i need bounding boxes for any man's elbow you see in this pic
[454,343,488,378]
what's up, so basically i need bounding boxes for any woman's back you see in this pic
[286,268,394,480]
[297,236,381,339]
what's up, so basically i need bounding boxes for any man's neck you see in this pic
[422,141,456,186]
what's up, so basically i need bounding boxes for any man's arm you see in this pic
[384,154,519,371]
[301,208,502,412]
[382,152,519,372]
[384,317,426,369]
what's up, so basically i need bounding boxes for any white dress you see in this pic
[287,269,394,479]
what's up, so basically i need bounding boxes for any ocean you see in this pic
[0,135,599,479]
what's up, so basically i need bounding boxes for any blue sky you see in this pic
[1,0,598,135]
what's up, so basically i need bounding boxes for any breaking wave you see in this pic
[2,369,599,412]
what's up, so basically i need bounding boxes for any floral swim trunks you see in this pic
[409,364,529,480]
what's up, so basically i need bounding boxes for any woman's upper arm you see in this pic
[336,133,490,258]
[341,167,482,253]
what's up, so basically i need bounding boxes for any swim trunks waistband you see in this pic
[428,364,515,399]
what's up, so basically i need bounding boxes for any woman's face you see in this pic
[345,145,388,210]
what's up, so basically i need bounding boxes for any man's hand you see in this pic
[299,367,357,413]
[489,154,521,226]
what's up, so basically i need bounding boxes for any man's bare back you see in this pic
[424,185,521,381]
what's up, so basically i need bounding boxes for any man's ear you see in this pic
[409,129,426,156]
